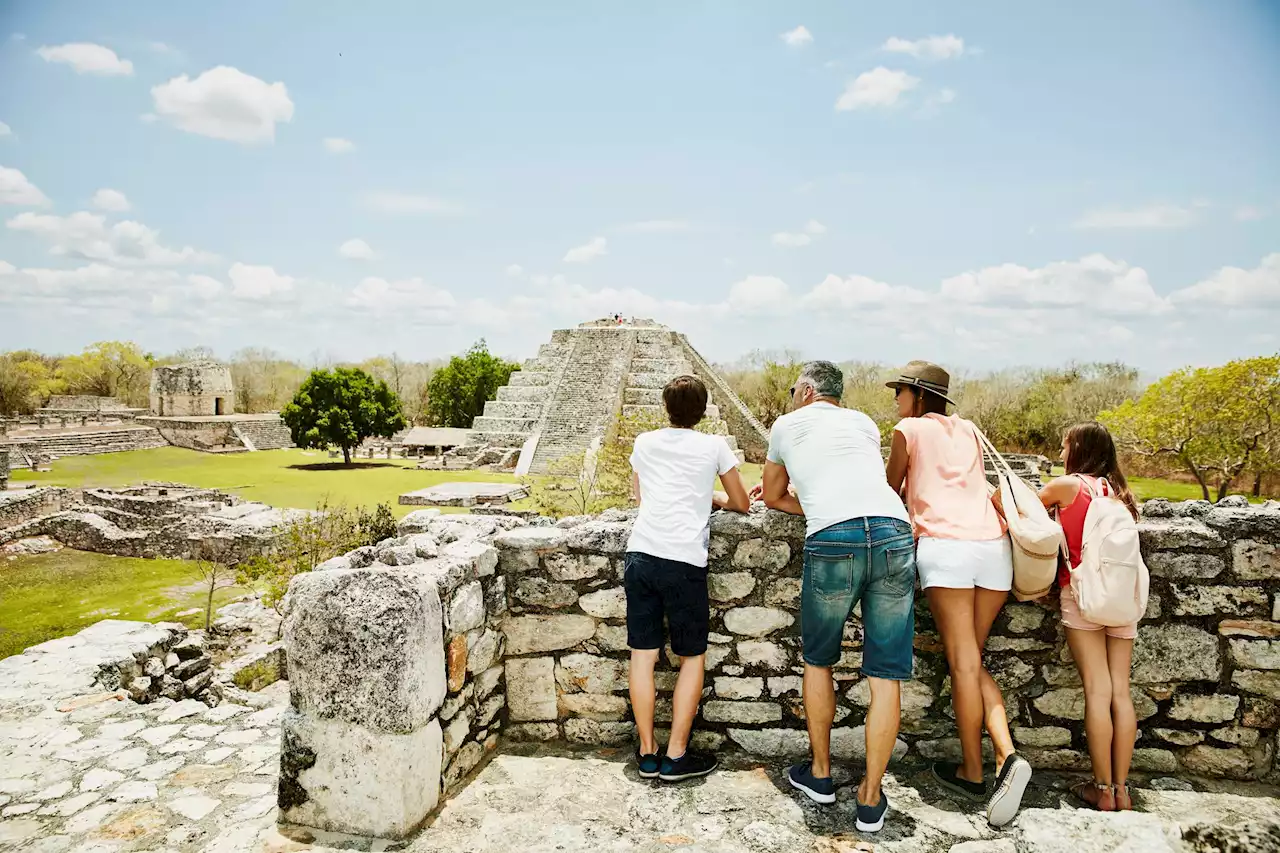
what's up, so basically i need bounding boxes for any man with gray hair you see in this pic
[751,360,914,832]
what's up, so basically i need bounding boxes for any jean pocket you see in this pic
[805,551,855,601]
[871,541,916,596]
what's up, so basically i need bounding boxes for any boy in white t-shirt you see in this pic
[626,375,750,783]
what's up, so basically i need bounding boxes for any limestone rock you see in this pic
[1145,552,1226,580]
[1209,726,1260,747]
[709,510,766,536]
[545,553,608,581]
[468,629,501,674]
[1169,693,1240,723]
[594,623,629,652]
[708,571,756,602]
[1233,670,1280,699]
[397,509,442,535]
[513,577,579,609]
[1033,687,1156,721]
[1011,807,1182,853]
[447,636,468,693]
[1153,728,1205,746]
[733,538,790,570]
[555,653,627,694]
[737,641,791,670]
[727,727,810,757]
[1171,585,1269,616]
[1182,819,1280,853]
[701,701,782,724]
[762,511,806,540]
[505,722,560,742]
[475,665,503,699]
[1005,605,1046,634]
[284,567,447,732]
[830,726,908,763]
[1138,518,1224,552]
[1179,745,1254,780]
[1131,748,1179,773]
[1013,726,1072,748]
[442,540,497,577]
[506,657,557,721]
[763,577,801,609]
[493,526,569,556]
[579,587,627,619]
[714,677,764,700]
[1132,624,1221,684]
[502,615,596,655]
[563,521,631,555]
[558,693,628,721]
[448,582,485,635]
[1229,639,1280,670]
[564,718,633,746]
[1219,619,1280,638]
[724,607,794,637]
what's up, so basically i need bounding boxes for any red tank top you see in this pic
[1057,475,1106,587]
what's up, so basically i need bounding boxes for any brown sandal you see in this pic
[1114,782,1132,811]
[1071,780,1116,811]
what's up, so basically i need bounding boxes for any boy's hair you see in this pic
[663,375,708,428]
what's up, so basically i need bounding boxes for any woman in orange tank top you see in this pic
[1037,422,1140,812]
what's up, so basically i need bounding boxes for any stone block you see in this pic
[984,637,1052,652]
[1145,552,1226,580]
[405,533,441,559]
[447,636,467,693]
[476,665,503,699]
[443,709,472,756]
[1012,726,1072,748]
[468,629,500,674]
[737,641,790,670]
[1233,539,1280,580]
[555,653,628,694]
[1210,726,1260,747]
[762,511,806,540]
[1179,745,1255,780]
[701,701,782,724]
[579,587,627,619]
[502,615,596,655]
[493,526,569,555]
[1131,748,1179,773]
[513,577,579,609]
[1229,639,1280,670]
[1033,687,1156,721]
[506,657,557,722]
[279,709,442,839]
[714,677,764,699]
[443,540,498,577]
[1171,586,1269,617]
[1168,693,1240,723]
[594,623,629,652]
[1017,749,1091,771]
[767,676,803,697]
[724,607,794,637]
[448,582,485,635]
[1243,698,1279,728]
[564,719,634,745]
[284,567,446,732]
[1138,519,1224,552]
[545,553,609,581]
[1153,728,1204,746]
[1005,605,1046,634]
[563,521,631,554]
[1131,624,1221,684]
[1233,670,1280,699]
[1220,619,1280,638]
[829,726,908,762]
[709,536,733,561]
[728,728,811,757]
[709,510,766,536]
[397,509,441,535]
[848,678,935,714]
[708,571,757,602]
[763,578,801,609]
[505,722,559,742]
[733,538,790,570]
[558,693,628,721]
[443,741,485,792]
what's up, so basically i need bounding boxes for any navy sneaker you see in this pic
[986,753,1032,828]
[636,749,660,780]
[788,761,836,805]
[856,791,889,832]
[931,762,987,801]
[659,750,718,782]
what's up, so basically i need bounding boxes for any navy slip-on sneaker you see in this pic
[658,750,718,782]
[788,761,836,805]
[986,753,1032,828]
[931,761,987,801]
[636,750,660,780]
[855,792,889,832]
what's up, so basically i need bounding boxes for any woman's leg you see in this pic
[927,587,985,784]
[1066,627,1114,785]
[1106,636,1136,789]
[973,588,1015,773]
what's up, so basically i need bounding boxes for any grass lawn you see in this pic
[1047,466,1269,503]
[0,549,244,659]
[12,446,522,517]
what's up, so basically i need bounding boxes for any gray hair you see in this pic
[798,360,843,400]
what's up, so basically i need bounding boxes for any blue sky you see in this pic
[1,1,1277,372]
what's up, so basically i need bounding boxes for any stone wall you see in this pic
[0,487,67,535]
[149,362,235,417]
[494,498,1280,782]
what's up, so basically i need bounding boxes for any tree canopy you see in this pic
[425,340,521,428]
[280,367,407,463]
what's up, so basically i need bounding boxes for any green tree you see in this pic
[0,352,58,416]
[281,367,407,464]
[1102,355,1280,500]
[57,341,154,406]
[425,340,521,428]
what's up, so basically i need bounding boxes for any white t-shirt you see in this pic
[767,402,909,538]
[626,428,740,567]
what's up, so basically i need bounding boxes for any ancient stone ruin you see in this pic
[462,319,769,473]
[150,362,236,418]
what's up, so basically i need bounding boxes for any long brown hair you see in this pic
[1063,422,1139,520]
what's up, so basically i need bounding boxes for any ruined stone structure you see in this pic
[150,361,235,417]
[468,320,769,474]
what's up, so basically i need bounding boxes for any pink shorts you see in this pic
[1059,586,1137,639]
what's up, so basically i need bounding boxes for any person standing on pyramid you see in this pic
[625,374,750,783]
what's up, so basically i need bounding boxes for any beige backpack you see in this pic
[1069,476,1149,626]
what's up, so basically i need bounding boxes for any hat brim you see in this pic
[886,379,957,406]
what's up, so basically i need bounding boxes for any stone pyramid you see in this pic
[470,319,769,474]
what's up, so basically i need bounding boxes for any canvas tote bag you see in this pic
[973,426,1064,601]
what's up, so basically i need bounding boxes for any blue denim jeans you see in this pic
[801,516,915,678]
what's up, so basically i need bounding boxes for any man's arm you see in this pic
[762,460,804,516]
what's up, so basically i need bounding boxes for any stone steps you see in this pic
[232,419,294,451]
[624,388,661,405]
[521,357,564,372]
[496,385,550,403]
[623,403,721,421]
[627,372,675,389]
[471,415,540,434]
[508,371,554,388]
[4,427,169,461]
[481,401,544,420]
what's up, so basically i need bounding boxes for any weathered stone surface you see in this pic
[1139,518,1224,552]
[1209,725,1260,747]
[558,693,628,721]
[505,722,559,742]
[502,615,596,655]
[984,637,1052,652]
[545,553,608,581]
[1145,551,1226,580]
[763,577,801,609]
[1233,539,1280,580]
[1229,639,1280,670]
[563,521,631,554]
[555,653,627,694]
[708,571,756,602]
[446,635,468,693]
[593,623,629,652]
[701,701,782,724]
[1005,605,1046,634]
[493,526,569,556]
[829,726,909,762]
[737,640,790,670]
[1013,726,1072,748]
[1131,624,1221,684]
[443,540,497,577]
[444,741,485,791]
[1179,745,1254,779]
[443,709,473,756]
[1219,619,1280,638]
[506,657,557,722]
[733,538,790,570]
[513,577,579,609]
[397,508,442,535]
[1233,670,1280,699]
[284,567,446,732]
[724,607,794,637]
[727,727,810,757]
[468,629,501,674]
[578,587,627,619]
[476,664,503,699]
[1172,585,1270,617]
[1154,728,1205,746]
[714,677,764,700]
[709,510,766,536]
[1132,748,1179,773]
[1034,687,1157,721]
[448,581,485,635]
[563,719,634,745]
[762,511,806,540]
[1169,693,1241,723]
[848,678,935,714]
[1011,807,1182,853]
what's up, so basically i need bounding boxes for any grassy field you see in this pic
[1047,466,1267,503]
[0,549,243,659]
[12,446,521,516]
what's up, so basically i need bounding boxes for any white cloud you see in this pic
[940,254,1170,315]
[563,236,608,263]
[617,219,693,233]
[7,210,214,266]
[149,42,180,56]
[1073,203,1196,230]
[918,87,957,117]
[347,276,457,320]
[187,273,224,299]
[36,43,133,75]
[364,192,461,215]
[771,232,811,248]
[91,188,130,212]
[804,219,826,235]
[801,274,928,311]
[338,238,375,260]
[881,35,966,60]
[727,275,791,316]
[228,262,294,299]
[151,66,294,144]
[835,67,919,111]
[323,137,355,154]
[1170,253,1280,308]
[505,264,524,277]
[781,26,813,47]
[0,166,50,206]
[1234,205,1267,222]
[0,122,10,137]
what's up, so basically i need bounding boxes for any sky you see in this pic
[0,1,1278,373]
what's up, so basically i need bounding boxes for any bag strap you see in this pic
[971,424,1022,515]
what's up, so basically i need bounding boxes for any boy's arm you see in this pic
[631,471,641,505]
[714,467,750,513]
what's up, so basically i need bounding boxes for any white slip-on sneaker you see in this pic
[986,753,1033,828]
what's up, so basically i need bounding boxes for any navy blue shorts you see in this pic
[623,551,710,658]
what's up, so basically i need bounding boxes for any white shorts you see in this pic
[916,536,1013,591]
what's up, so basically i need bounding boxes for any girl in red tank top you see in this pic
[1037,423,1140,814]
